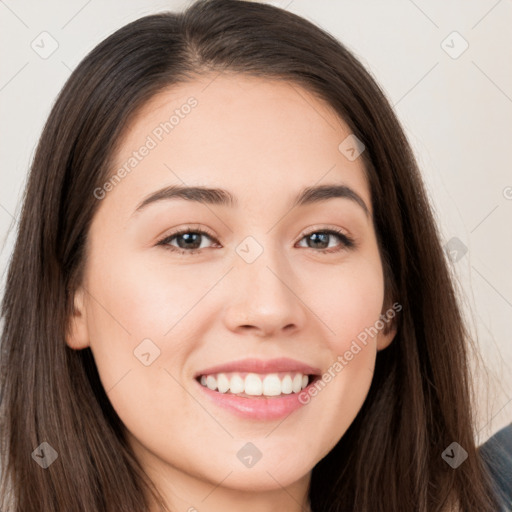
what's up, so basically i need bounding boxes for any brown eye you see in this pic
[157,228,219,255]
[297,229,355,253]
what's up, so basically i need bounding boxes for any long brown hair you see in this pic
[0,0,502,510]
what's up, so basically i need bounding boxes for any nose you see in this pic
[222,243,307,338]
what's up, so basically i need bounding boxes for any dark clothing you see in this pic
[479,423,512,511]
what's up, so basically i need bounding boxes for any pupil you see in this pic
[178,233,201,249]
[309,232,328,249]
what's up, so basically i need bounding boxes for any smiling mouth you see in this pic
[196,371,316,398]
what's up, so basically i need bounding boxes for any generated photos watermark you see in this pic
[298,302,402,404]
[93,96,198,200]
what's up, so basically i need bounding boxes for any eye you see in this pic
[296,228,355,253]
[156,226,355,255]
[156,227,219,255]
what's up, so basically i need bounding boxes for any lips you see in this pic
[194,358,321,420]
[194,357,322,378]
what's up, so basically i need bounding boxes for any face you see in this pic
[67,73,396,506]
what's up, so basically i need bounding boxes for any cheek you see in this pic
[83,249,222,426]
[297,321,378,462]
[86,246,220,351]
[295,258,384,448]
[102,248,230,329]
[311,256,386,350]
[82,251,189,394]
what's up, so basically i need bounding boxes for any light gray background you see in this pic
[1,0,511,442]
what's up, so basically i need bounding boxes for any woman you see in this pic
[0,0,509,510]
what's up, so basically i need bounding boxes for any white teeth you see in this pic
[281,375,293,394]
[230,374,245,394]
[292,374,303,393]
[206,375,217,391]
[262,374,282,396]
[244,373,263,396]
[217,373,230,393]
[198,371,312,396]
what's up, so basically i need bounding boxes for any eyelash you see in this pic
[156,226,356,256]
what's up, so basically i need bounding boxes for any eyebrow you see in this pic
[132,183,370,218]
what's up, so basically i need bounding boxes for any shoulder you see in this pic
[478,423,512,511]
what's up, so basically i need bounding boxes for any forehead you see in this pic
[107,73,371,216]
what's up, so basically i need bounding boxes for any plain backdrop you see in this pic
[0,0,511,442]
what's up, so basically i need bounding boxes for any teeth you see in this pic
[206,375,217,391]
[292,374,302,393]
[230,374,244,394]
[262,374,282,396]
[245,374,263,396]
[217,373,230,393]
[198,371,311,396]
[281,375,293,394]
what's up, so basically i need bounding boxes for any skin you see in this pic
[67,72,396,512]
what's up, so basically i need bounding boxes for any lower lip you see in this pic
[195,379,314,421]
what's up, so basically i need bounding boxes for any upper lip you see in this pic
[195,357,322,378]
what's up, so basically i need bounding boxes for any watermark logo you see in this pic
[235,236,264,264]
[237,442,262,468]
[441,31,469,60]
[338,134,365,161]
[134,338,161,366]
[442,442,468,468]
[31,31,59,59]
[31,442,58,469]
[444,236,468,263]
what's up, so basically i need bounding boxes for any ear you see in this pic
[376,302,400,351]
[376,320,396,351]
[65,286,90,350]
